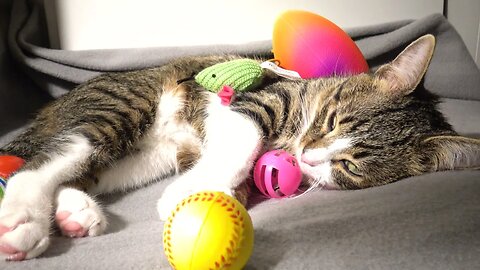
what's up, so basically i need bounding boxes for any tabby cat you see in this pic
[0,35,479,261]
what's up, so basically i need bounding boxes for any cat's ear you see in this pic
[421,135,480,171]
[375,34,435,96]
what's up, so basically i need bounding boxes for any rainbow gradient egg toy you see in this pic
[272,10,369,79]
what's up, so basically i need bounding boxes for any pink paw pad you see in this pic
[0,224,10,236]
[55,211,71,223]
[1,245,27,261]
[62,222,87,238]
[0,220,26,237]
[55,211,87,238]
[7,252,28,261]
[0,223,27,261]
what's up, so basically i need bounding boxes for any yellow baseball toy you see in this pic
[163,191,254,270]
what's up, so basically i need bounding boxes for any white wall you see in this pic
[446,0,480,68]
[44,0,443,50]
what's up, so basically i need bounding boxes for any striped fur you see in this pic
[1,35,480,260]
[3,35,478,194]
[2,43,479,193]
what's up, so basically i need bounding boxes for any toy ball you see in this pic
[163,191,254,270]
[253,150,302,198]
[272,10,369,79]
[0,155,25,202]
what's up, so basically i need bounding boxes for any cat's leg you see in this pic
[0,134,94,261]
[86,137,182,195]
[157,100,263,220]
[54,185,107,238]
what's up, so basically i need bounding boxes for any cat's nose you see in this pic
[301,152,321,166]
[301,154,316,166]
[301,149,328,166]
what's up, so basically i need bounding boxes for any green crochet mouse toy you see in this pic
[195,59,264,93]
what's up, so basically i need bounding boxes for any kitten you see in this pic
[0,35,479,261]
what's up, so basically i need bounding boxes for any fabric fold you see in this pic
[8,0,480,100]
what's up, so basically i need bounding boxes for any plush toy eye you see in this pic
[326,111,337,133]
[341,160,362,176]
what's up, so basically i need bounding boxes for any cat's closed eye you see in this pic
[326,111,337,133]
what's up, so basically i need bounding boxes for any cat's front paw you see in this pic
[0,209,50,261]
[157,181,234,221]
[157,187,192,221]
[54,187,107,238]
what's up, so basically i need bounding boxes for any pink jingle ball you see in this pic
[253,150,302,198]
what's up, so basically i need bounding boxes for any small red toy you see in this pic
[0,155,25,201]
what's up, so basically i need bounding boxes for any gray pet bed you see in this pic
[1,1,479,269]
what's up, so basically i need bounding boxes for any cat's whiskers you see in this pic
[289,172,325,200]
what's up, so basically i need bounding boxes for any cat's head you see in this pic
[296,35,480,190]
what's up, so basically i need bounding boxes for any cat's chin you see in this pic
[299,176,340,192]
[318,182,341,190]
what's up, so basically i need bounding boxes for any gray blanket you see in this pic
[1,0,480,269]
